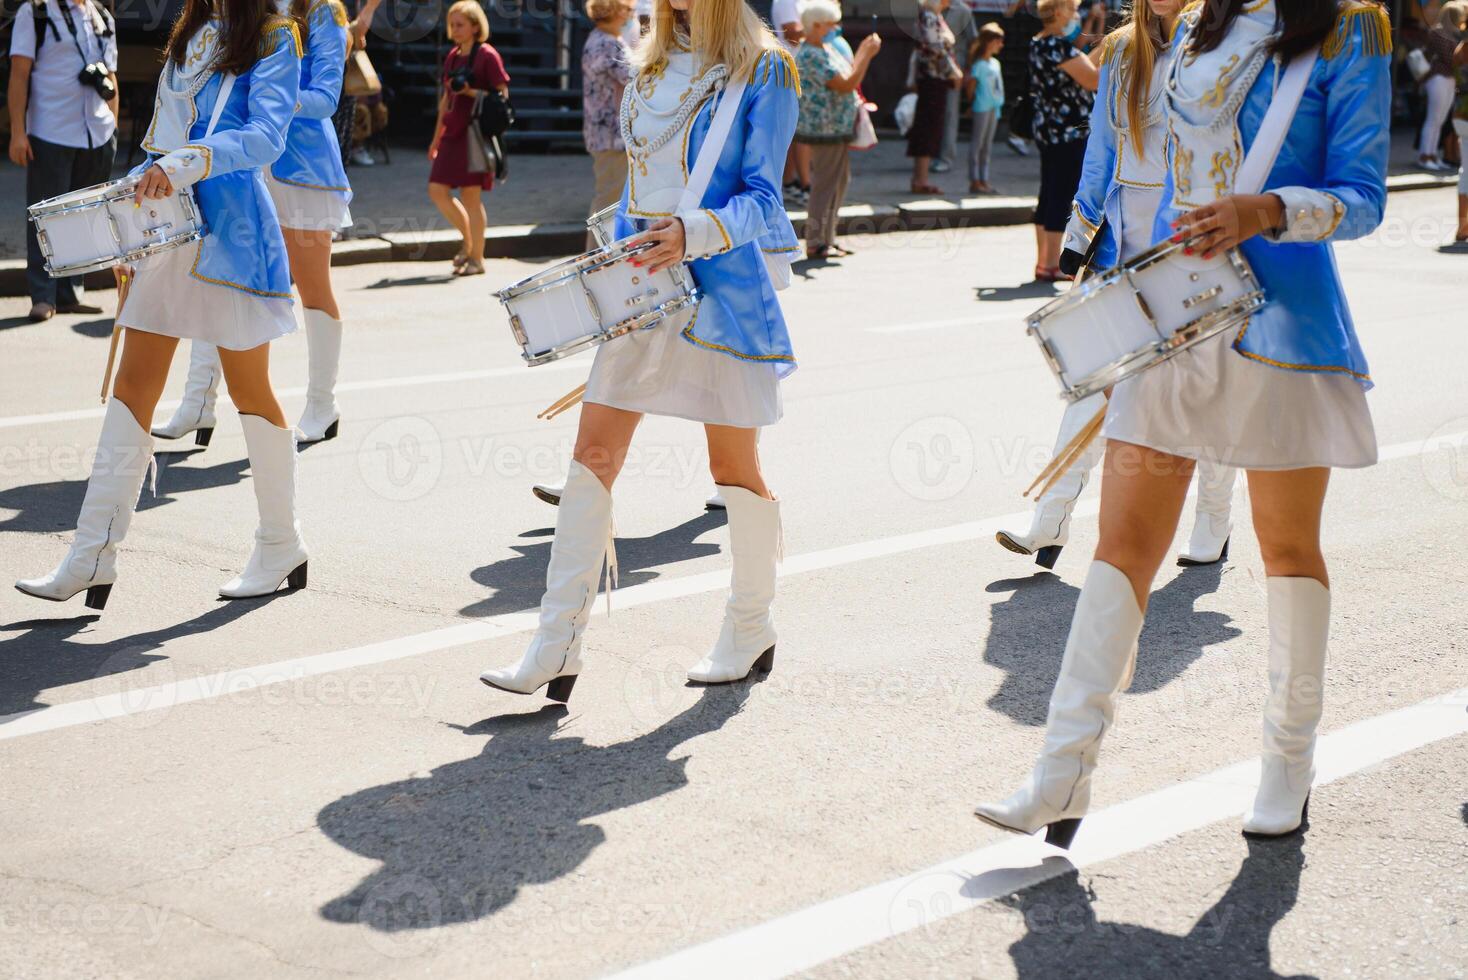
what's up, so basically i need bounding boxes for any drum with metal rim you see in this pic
[496,238,700,366]
[587,204,618,249]
[27,176,204,278]
[1027,238,1267,401]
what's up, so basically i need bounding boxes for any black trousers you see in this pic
[25,133,118,306]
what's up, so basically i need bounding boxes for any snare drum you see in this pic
[1027,239,1266,401]
[587,205,618,249]
[496,238,700,366]
[28,176,204,278]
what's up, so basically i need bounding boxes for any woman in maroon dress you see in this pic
[428,0,510,276]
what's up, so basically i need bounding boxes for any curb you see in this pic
[2,172,1455,297]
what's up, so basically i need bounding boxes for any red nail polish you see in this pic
[1184,247,1193,255]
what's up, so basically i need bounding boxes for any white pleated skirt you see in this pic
[119,241,297,351]
[583,307,783,428]
[1104,325,1377,470]
[265,173,352,232]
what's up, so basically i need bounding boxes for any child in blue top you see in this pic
[963,23,1005,193]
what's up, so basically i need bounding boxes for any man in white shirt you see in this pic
[8,0,119,322]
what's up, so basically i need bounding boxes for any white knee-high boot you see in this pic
[997,392,1106,570]
[1178,462,1237,566]
[151,341,221,446]
[297,309,343,444]
[1243,577,1329,837]
[220,415,309,598]
[481,461,614,702]
[687,486,780,684]
[974,561,1144,848]
[16,400,154,610]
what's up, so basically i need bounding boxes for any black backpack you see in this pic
[467,44,514,139]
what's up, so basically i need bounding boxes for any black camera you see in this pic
[79,62,116,100]
[448,68,472,93]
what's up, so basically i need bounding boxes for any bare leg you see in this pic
[912,156,931,188]
[459,185,487,264]
[574,401,644,490]
[282,227,339,319]
[217,342,286,428]
[1039,230,1064,271]
[704,424,770,499]
[427,182,470,254]
[1246,468,1330,586]
[1094,440,1196,610]
[111,328,180,428]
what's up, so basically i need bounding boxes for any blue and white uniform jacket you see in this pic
[613,48,801,375]
[1156,0,1391,388]
[270,0,352,198]
[137,17,301,297]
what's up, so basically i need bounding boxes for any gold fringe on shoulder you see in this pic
[755,46,800,95]
[1098,28,1128,66]
[308,0,349,28]
[261,14,304,58]
[1323,1,1392,59]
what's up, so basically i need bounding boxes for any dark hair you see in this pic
[1188,0,1338,62]
[164,0,275,77]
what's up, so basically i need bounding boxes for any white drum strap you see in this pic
[677,77,748,213]
[205,72,236,138]
[1233,47,1317,197]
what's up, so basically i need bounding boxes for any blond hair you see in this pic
[1035,0,1076,24]
[1440,0,1468,29]
[445,0,489,43]
[1100,1,1168,160]
[585,0,627,23]
[633,0,781,84]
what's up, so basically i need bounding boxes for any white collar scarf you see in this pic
[147,21,224,153]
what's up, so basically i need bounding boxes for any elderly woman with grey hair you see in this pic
[795,0,881,258]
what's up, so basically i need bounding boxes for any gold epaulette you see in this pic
[261,14,303,58]
[1098,27,1129,66]
[1324,1,1392,59]
[307,0,349,28]
[756,46,800,95]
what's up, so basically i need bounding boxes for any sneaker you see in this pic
[349,146,375,167]
[931,160,952,174]
[27,302,55,322]
[1006,135,1030,156]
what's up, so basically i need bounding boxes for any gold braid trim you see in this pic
[261,15,303,58]
[754,47,801,95]
[1171,1,1203,43]
[1323,2,1392,59]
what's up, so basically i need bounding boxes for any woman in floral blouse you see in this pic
[908,0,962,194]
[1027,0,1096,281]
[796,0,881,258]
[581,0,636,244]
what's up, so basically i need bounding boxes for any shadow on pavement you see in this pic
[0,599,259,718]
[992,837,1310,979]
[0,452,251,534]
[459,510,727,618]
[316,681,757,933]
[981,562,1236,727]
[362,275,457,289]
[975,282,1062,303]
[69,318,114,338]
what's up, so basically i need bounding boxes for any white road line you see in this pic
[606,686,1468,980]
[0,359,588,432]
[1,427,1463,741]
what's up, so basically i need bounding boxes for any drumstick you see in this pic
[543,388,585,420]
[1022,402,1105,497]
[538,382,587,420]
[99,272,130,404]
[1029,409,1106,500]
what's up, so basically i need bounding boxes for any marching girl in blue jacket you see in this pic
[480,0,801,702]
[977,0,1390,845]
[17,0,310,608]
[996,0,1240,570]
[155,0,352,449]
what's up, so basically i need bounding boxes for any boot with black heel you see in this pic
[687,486,780,684]
[974,560,1144,848]
[996,393,1106,570]
[151,341,220,447]
[1243,577,1329,838]
[1178,461,1237,566]
[16,400,154,610]
[481,461,614,701]
[219,415,309,598]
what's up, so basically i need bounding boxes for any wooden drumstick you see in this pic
[543,390,584,420]
[1022,402,1106,497]
[538,382,587,420]
[1029,409,1106,500]
[99,272,131,404]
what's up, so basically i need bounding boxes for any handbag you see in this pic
[676,77,795,291]
[343,48,381,97]
[464,124,492,174]
[1008,91,1034,141]
[850,100,878,150]
[1406,47,1431,83]
[466,45,515,139]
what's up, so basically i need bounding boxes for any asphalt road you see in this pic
[1,188,1465,979]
